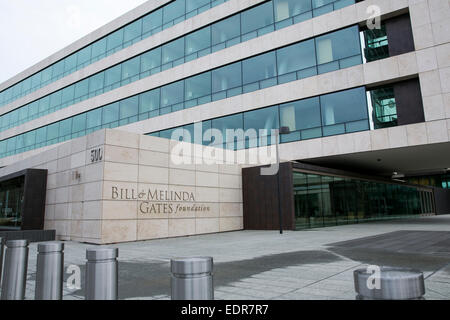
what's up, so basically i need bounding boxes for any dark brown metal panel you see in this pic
[385,14,415,56]
[433,188,450,215]
[20,169,48,230]
[242,162,295,231]
[394,78,425,126]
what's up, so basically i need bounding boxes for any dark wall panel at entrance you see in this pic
[22,169,48,230]
[242,162,295,231]
[394,78,425,126]
[434,188,450,215]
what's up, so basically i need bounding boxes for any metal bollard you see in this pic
[0,237,4,286]
[35,242,64,300]
[85,247,118,300]
[1,240,29,300]
[354,267,425,300]
[171,257,214,300]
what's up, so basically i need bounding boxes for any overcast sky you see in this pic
[0,0,148,84]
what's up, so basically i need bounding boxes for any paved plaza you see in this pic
[18,215,450,300]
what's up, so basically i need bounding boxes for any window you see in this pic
[52,60,64,78]
[49,91,62,110]
[120,96,139,120]
[30,73,41,89]
[212,14,240,45]
[363,25,389,62]
[102,102,119,124]
[312,0,334,9]
[89,73,105,93]
[212,113,243,148]
[370,86,398,129]
[36,127,47,144]
[28,101,39,118]
[141,48,162,72]
[86,108,102,129]
[320,87,368,126]
[47,123,59,141]
[163,0,186,24]
[243,52,277,84]
[24,131,36,147]
[38,96,50,114]
[59,118,72,138]
[277,39,316,75]
[107,29,124,52]
[142,9,163,34]
[280,97,321,131]
[121,56,140,80]
[61,85,75,104]
[124,19,142,43]
[241,1,274,34]
[41,67,52,84]
[139,89,160,113]
[185,27,211,55]
[104,65,122,87]
[244,106,279,146]
[274,0,311,21]
[72,113,87,133]
[212,62,242,93]
[64,54,77,73]
[19,107,28,122]
[186,0,210,12]
[161,81,184,108]
[185,72,211,101]
[74,79,89,99]
[162,38,185,64]
[92,38,107,58]
[77,46,92,66]
[316,26,361,65]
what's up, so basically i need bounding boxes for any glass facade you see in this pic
[293,171,435,229]
[0,176,25,230]
[369,85,398,129]
[150,86,369,149]
[362,25,389,62]
[0,26,364,159]
[0,0,230,108]
[407,174,450,189]
[0,0,357,133]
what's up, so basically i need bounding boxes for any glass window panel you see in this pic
[107,29,124,51]
[7,137,16,152]
[1,113,10,128]
[59,118,72,137]
[280,97,321,131]
[86,108,102,129]
[163,0,186,24]
[320,87,368,126]
[241,2,274,34]
[122,56,140,80]
[141,48,162,72]
[312,0,334,9]
[21,78,31,93]
[49,91,62,109]
[140,89,160,113]
[161,81,184,107]
[38,96,50,113]
[36,127,47,144]
[186,0,210,12]
[72,113,86,133]
[52,60,65,78]
[30,73,41,89]
[102,102,119,124]
[74,79,89,99]
[162,38,185,64]
[91,38,107,58]
[41,67,52,83]
[185,72,211,100]
[64,54,77,73]
[316,26,361,64]
[142,9,163,33]
[89,72,105,93]
[19,107,28,122]
[9,111,18,124]
[124,19,142,43]
[120,96,139,119]
[185,27,211,55]
[212,14,240,45]
[212,62,242,93]
[104,64,122,86]
[244,106,279,133]
[243,52,277,84]
[61,85,75,104]
[24,131,36,147]
[47,123,59,140]
[77,46,92,65]
[28,101,39,117]
[277,39,316,75]
[212,113,243,146]
[274,0,312,21]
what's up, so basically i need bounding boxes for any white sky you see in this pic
[0,0,148,84]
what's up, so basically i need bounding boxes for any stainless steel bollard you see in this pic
[1,240,29,300]
[354,267,425,300]
[35,242,64,300]
[171,257,214,300]
[85,247,118,300]
[0,237,4,286]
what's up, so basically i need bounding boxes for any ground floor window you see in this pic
[0,176,25,230]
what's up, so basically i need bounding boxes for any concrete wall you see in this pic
[0,129,243,244]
